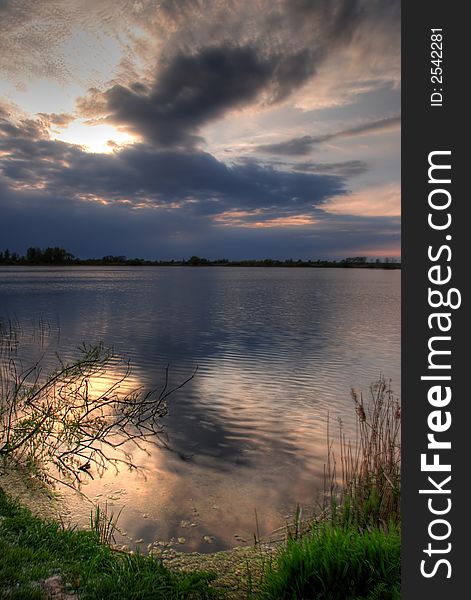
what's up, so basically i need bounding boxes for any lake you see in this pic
[0,266,400,552]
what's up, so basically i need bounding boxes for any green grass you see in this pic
[1,376,401,599]
[0,488,221,599]
[258,523,400,600]
[254,377,401,599]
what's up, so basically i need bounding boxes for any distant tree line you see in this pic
[0,247,76,265]
[0,248,400,268]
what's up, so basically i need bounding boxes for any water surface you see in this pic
[0,266,400,551]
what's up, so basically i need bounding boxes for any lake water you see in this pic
[0,266,400,552]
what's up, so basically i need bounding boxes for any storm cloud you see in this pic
[0,113,345,213]
[96,46,276,148]
[78,43,322,149]
[74,0,400,149]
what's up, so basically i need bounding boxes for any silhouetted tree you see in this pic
[26,247,43,264]
[41,247,70,264]
[188,256,208,266]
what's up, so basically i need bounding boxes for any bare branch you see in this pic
[1,338,194,490]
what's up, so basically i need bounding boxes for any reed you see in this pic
[90,501,123,545]
[257,377,401,599]
[325,376,401,529]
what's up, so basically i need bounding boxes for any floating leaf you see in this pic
[202,535,214,544]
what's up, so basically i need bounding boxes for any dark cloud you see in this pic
[0,116,47,141]
[0,114,83,187]
[257,135,316,157]
[75,1,399,148]
[0,180,400,260]
[78,44,322,148]
[293,161,369,178]
[1,0,399,107]
[235,157,369,179]
[0,115,346,218]
[97,46,275,148]
[267,48,319,104]
[256,115,401,156]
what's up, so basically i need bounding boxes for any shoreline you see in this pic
[0,470,277,599]
[0,262,401,269]
[0,461,65,522]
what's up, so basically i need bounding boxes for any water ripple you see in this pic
[0,266,400,551]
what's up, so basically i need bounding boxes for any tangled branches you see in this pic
[0,332,195,489]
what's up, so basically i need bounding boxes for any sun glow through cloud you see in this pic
[52,119,138,154]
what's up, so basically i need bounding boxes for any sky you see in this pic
[0,0,400,260]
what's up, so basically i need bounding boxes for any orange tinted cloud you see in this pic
[214,212,316,228]
[323,183,400,217]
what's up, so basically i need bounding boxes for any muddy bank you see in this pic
[0,463,281,599]
[149,543,279,599]
[0,461,65,521]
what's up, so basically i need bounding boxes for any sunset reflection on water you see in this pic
[1,266,400,552]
